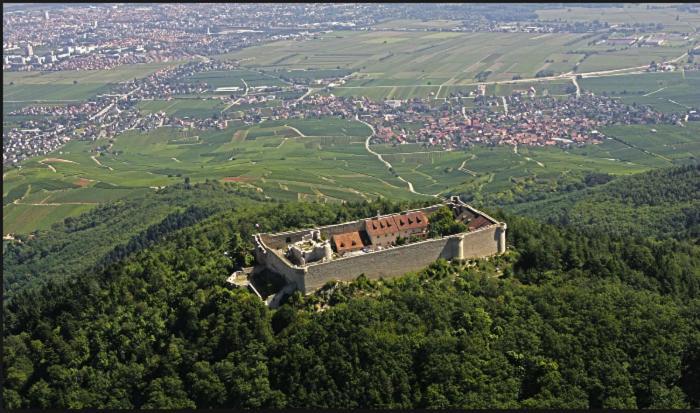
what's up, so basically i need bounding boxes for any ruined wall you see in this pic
[254,199,505,294]
[259,204,446,249]
[255,240,306,288]
[302,236,457,293]
[261,221,365,249]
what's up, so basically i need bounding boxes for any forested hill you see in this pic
[2,182,428,298]
[3,191,699,408]
[509,165,700,239]
[2,182,266,297]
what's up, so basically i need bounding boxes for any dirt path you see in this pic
[571,76,581,98]
[221,78,250,113]
[42,158,77,164]
[513,143,544,167]
[643,86,667,97]
[91,155,113,171]
[458,159,477,176]
[39,158,77,172]
[356,115,437,198]
[284,124,306,137]
[667,99,691,109]
[524,156,545,167]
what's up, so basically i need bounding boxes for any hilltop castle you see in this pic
[252,196,507,294]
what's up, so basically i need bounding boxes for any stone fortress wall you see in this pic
[253,197,506,294]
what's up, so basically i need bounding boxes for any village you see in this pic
[4,53,696,165]
[258,87,685,150]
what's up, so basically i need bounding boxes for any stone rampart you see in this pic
[302,235,456,292]
[260,204,445,249]
[253,198,506,294]
[300,223,501,293]
[254,235,306,286]
[463,225,500,258]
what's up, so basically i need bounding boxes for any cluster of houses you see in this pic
[260,88,684,150]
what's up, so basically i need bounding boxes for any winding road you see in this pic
[356,115,437,198]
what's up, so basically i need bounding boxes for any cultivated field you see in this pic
[2,62,181,115]
[581,71,700,112]
[137,99,227,118]
[219,30,690,100]
[5,114,698,234]
[182,68,290,91]
[536,4,700,33]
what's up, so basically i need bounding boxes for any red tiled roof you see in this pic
[393,211,429,231]
[366,211,429,236]
[365,215,398,237]
[468,215,494,231]
[332,231,364,253]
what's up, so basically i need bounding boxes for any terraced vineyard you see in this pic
[5,115,699,234]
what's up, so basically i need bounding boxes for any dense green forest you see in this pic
[3,165,699,409]
[506,164,700,239]
[2,182,267,297]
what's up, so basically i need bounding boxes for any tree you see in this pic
[142,376,196,409]
[427,206,466,238]
[228,232,253,268]
[187,361,227,407]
